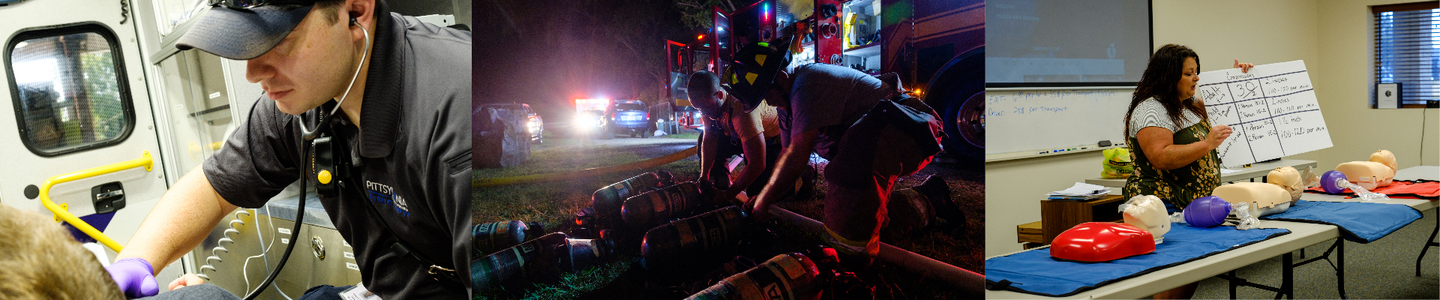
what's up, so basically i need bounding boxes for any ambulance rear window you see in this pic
[5,23,134,157]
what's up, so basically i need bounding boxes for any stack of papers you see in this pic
[1046,182,1111,201]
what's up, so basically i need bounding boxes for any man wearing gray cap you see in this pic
[104,0,472,299]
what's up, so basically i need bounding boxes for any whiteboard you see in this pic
[1198,60,1332,167]
[986,88,1134,157]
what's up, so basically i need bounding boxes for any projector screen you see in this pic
[986,0,1152,87]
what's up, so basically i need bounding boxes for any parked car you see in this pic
[607,100,651,138]
[477,102,543,143]
[523,105,544,144]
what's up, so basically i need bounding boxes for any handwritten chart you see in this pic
[1198,60,1331,167]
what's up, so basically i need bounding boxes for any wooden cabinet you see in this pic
[1016,195,1127,247]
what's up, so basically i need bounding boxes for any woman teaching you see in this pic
[1121,44,1252,299]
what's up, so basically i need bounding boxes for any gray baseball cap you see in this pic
[176,1,318,60]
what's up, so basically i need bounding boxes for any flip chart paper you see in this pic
[1198,60,1331,167]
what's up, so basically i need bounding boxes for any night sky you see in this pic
[475,0,765,122]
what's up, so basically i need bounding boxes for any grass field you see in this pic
[472,134,982,299]
[472,135,698,227]
[662,132,700,139]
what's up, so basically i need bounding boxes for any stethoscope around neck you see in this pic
[243,19,370,300]
[299,18,371,141]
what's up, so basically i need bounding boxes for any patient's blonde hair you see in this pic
[0,203,125,299]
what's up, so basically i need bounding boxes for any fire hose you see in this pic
[768,206,986,296]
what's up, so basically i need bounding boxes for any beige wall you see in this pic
[985,0,1439,257]
[985,151,1107,257]
[1153,0,1321,77]
[1310,0,1440,170]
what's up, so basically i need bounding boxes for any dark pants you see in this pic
[822,125,934,266]
[138,283,353,300]
[140,284,241,300]
[296,285,353,300]
[820,98,942,267]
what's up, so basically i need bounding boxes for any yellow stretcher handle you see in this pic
[40,151,153,252]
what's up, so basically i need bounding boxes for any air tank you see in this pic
[621,182,714,229]
[683,253,825,300]
[640,206,746,270]
[471,220,545,257]
[592,172,663,224]
[685,256,759,294]
[470,232,615,291]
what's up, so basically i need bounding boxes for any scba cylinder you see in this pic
[592,172,663,224]
[472,220,545,257]
[471,232,614,291]
[684,253,824,300]
[640,206,746,270]
[622,182,709,229]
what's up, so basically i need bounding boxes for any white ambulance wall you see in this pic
[0,0,184,286]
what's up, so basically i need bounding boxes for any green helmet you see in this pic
[722,37,793,111]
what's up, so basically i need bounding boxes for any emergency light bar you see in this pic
[575,98,610,112]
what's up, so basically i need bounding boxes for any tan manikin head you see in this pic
[1370,149,1398,171]
[1122,195,1169,243]
[1267,166,1303,202]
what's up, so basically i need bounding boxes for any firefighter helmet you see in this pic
[723,36,794,112]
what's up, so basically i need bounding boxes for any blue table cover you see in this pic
[985,224,1290,297]
[1261,200,1421,243]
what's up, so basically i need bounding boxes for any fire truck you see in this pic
[663,0,984,160]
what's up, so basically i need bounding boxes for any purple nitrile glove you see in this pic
[106,257,160,298]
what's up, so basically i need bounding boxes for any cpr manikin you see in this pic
[1334,162,1393,190]
[1333,149,1398,191]
[1050,222,1156,262]
[1120,195,1169,243]
[1371,149,1398,172]
[1267,166,1305,203]
[1212,182,1292,217]
[1170,167,1310,229]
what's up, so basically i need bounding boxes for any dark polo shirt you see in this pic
[781,63,891,160]
[203,2,472,298]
